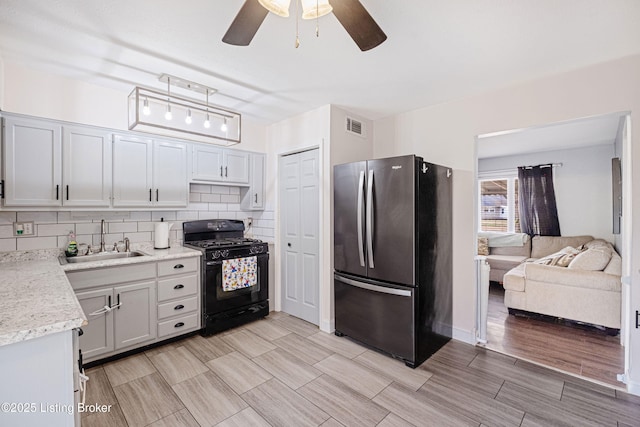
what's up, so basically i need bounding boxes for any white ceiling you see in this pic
[0,1,639,124]
[476,113,624,159]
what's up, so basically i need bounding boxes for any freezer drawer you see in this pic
[334,273,415,363]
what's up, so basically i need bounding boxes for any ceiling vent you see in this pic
[346,116,365,137]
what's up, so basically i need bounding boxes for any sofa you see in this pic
[480,233,622,330]
[480,232,532,283]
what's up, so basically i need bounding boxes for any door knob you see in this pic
[287,243,292,247]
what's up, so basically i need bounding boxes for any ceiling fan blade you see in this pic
[222,0,269,46]
[331,0,387,51]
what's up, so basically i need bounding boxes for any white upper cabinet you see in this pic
[191,144,249,184]
[224,150,250,183]
[241,153,266,211]
[63,125,112,207]
[153,140,188,207]
[191,145,224,181]
[112,134,188,208]
[2,117,113,208]
[112,134,153,207]
[2,116,62,206]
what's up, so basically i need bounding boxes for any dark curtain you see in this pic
[518,165,561,236]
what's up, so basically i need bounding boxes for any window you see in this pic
[479,174,520,233]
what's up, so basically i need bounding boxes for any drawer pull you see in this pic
[174,304,184,310]
[174,264,184,269]
[175,322,185,328]
[174,284,184,290]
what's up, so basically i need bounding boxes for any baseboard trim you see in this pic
[452,327,475,344]
[626,378,640,396]
[320,318,334,333]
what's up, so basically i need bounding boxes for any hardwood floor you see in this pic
[80,311,639,426]
[486,281,625,388]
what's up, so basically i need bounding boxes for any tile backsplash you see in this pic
[0,184,274,252]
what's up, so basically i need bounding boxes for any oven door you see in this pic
[205,252,268,314]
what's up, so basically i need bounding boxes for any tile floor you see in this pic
[82,312,640,427]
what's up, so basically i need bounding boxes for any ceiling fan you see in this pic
[222,0,387,51]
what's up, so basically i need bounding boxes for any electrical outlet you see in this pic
[246,217,253,227]
[14,221,34,236]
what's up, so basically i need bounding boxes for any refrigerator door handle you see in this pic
[366,169,375,268]
[335,274,412,297]
[357,170,365,267]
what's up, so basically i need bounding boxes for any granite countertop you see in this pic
[0,243,201,347]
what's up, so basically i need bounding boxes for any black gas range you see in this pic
[183,219,269,336]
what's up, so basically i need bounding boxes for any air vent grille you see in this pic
[346,117,364,137]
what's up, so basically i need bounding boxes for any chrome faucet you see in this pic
[124,237,130,253]
[100,219,106,253]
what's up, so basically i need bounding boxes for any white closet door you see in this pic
[280,149,320,325]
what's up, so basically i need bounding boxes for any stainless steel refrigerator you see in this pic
[333,154,452,368]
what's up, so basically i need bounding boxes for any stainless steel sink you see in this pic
[59,251,147,265]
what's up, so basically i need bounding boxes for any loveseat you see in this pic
[480,233,622,330]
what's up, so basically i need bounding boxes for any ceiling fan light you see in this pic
[301,0,332,19]
[258,0,291,17]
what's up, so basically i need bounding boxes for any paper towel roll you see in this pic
[154,222,171,249]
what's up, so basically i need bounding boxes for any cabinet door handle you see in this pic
[174,304,184,310]
[225,166,228,177]
[174,264,184,269]
[66,185,69,201]
[149,188,152,202]
[156,189,159,202]
[56,184,59,200]
[220,166,223,177]
[174,322,185,328]
[254,193,258,203]
[174,284,184,289]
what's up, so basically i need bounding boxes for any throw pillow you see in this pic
[477,237,489,256]
[534,246,581,267]
[585,238,610,249]
[568,246,613,271]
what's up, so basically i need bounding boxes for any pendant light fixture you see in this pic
[164,76,172,120]
[204,92,211,129]
[142,98,151,116]
[128,74,242,146]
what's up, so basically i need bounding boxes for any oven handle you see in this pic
[205,253,268,267]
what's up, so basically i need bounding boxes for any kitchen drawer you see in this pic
[157,257,198,277]
[67,263,156,291]
[157,274,198,302]
[157,296,199,320]
[158,313,199,338]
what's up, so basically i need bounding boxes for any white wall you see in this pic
[0,55,5,110]
[373,54,640,378]
[478,144,616,241]
[0,61,267,153]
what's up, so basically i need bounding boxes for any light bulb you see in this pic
[185,109,192,125]
[220,118,228,133]
[142,98,151,116]
[164,104,172,121]
[204,114,211,129]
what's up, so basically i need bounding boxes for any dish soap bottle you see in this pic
[65,231,78,257]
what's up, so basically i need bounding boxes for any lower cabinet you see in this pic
[156,258,200,340]
[67,256,200,363]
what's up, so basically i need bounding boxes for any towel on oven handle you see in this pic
[222,256,258,292]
